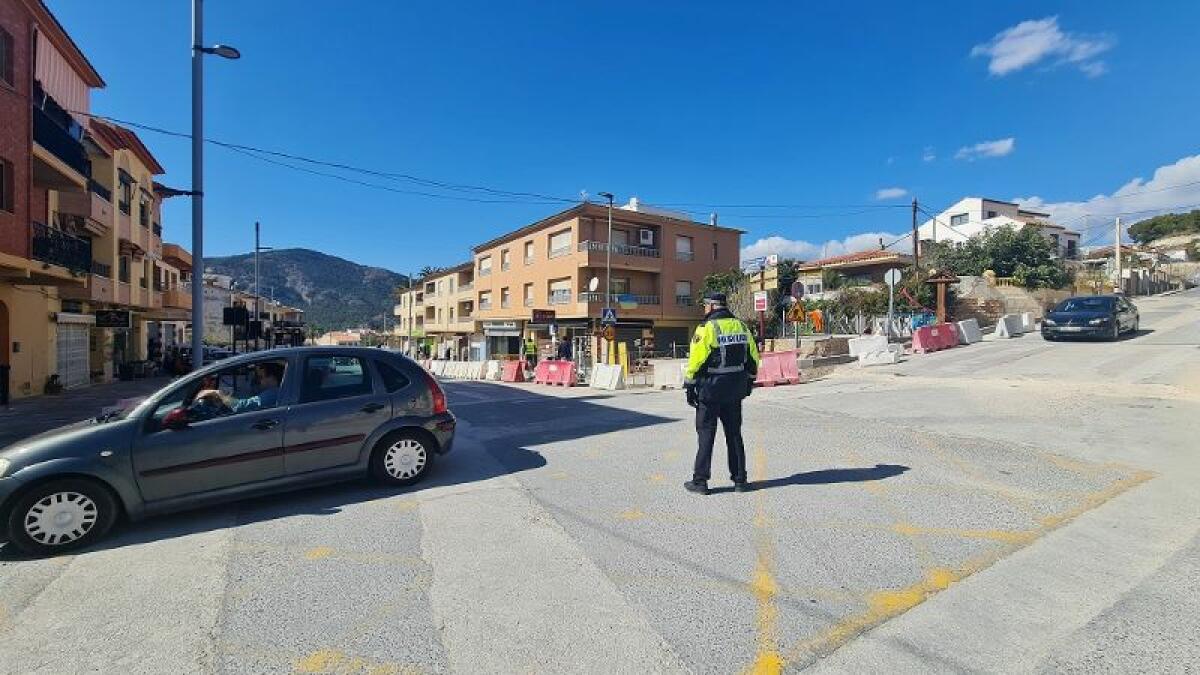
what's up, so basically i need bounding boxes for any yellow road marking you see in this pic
[617,508,646,521]
[892,522,1038,545]
[294,647,416,674]
[304,546,335,561]
[746,440,782,675]
[648,473,665,482]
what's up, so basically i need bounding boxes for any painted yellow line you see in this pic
[746,439,783,675]
[294,647,418,674]
[303,546,335,561]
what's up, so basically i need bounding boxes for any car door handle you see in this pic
[251,419,279,430]
[360,403,386,414]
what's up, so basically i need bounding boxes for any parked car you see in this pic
[1041,295,1139,341]
[0,347,454,556]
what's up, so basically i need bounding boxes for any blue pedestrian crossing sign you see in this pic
[600,308,618,325]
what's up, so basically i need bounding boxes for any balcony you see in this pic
[548,290,573,305]
[501,262,512,271]
[32,106,88,189]
[479,268,492,277]
[524,256,535,266]
[31,222,91,273]
[675,250,695,262]
[92,260,112,278]
[152,222,162,238]
[676,295,695,306]
[117,282,132,305]
[578,241,661,259]
[459,282,474,292]
[579,292,660,305]
[58,190,113,236]
[524,298,534,307]
[479,301,493,311]
[89,179,113,202]
[164,288,192,310]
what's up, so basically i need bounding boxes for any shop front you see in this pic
[482,320,522,359]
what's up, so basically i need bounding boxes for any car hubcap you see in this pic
[24,492,98,546]
[384,439,427,479]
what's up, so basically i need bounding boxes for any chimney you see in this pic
[709,212,718,227]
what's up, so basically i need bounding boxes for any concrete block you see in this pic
[1020,312,1035,333]
[652,359,687,390]
[956,319,982,345]
[858,350,900,367]
[484,360,502,381]
[848,335,888,358]
[994,314,1023,339]
[589,363,626,391]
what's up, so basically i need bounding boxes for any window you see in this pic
[479,256,492,276]
[675,280,693,305]
[1066,239,1078,258]
[375,359,411,393]
[118,256,130,283]
[300,355,373,403]
[524,282,534,306]
[152,359,288,428]
[985,210,998,219]
[549,229,572,257]
[712,242,719,260]
[0,156,12,213]
[479,291,492,310]
[501,287,511,308]
[675,235,694,261]
[0,27,13,87]
[118,171,133,215]
[501,249,511,270]
[611,229,630,247]
[139,191,150,227]
[949,213,969,227]
[549,278,571,304]
[524,241,535,264]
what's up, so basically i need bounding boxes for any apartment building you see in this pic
[917,197,1081,259]
[393,262,475,358]
[0,0,106,397]
[468,200,741,357]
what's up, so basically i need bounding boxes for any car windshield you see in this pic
[1055,297,1115,312]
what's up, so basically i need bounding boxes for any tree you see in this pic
[418,265,442,280]
[925,224,1069,289]
[1127,209,1200,244]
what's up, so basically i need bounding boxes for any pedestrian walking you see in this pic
[524,336,538,369]
[556,338,572,360]
[683,292,760,495]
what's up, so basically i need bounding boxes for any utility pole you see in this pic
[254,220,260,351]
[598,193,615,312]
[406,273,414,355]
[189,1,205,370]
[1114,217,1123,294]
[911,198,920,269]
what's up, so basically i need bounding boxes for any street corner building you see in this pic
[1,0,192,401]
[393,199,743,361]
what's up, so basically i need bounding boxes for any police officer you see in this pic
[683,292,760,495]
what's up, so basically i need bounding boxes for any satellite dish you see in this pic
[588,277,600,292]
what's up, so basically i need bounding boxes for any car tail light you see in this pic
[421,369,447,414]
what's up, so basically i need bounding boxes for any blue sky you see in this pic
[50,1,1200,270]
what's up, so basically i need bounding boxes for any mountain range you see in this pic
[204,249,409,332]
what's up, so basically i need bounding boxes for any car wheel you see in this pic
[1042,332,1055,341]
[371,430,436,487]
[5,478,118,556]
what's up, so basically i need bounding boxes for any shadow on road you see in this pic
[2,380,675,560]
[708,463,910,494]
[1043,328,1156,343]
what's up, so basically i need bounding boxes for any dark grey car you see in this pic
[0,347,454,556]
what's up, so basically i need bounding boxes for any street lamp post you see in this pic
[597,192,614,315]
[253,220,273,351]
[190,0,240,370]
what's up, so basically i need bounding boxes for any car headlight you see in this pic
[0,458,10,478]
[1043,318,1057,326]
[1088,317,1108,325]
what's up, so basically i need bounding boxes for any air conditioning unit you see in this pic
[639,229,654,246]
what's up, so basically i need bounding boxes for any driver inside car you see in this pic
[191,362,285,416]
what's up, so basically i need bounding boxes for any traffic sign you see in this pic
[600,308,618,325]
[742,256,766,272]
[884,268,903,287]
[753,291,769,312]
[603,326,616,341]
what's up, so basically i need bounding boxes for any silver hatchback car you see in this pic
[0,347,454,556]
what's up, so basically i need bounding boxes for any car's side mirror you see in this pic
[162,408,190,431]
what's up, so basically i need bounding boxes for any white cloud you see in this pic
[955,137,1015,161]
[971,16,1114,77]
[741,232,904,263]
[922,147,936,163]
[875,187,908,200]
[1014,154,1200,242]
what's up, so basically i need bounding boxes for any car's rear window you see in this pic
[1056,297,1115,312]
[375,359,411,393]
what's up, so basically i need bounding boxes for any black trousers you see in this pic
[693,397,747,483]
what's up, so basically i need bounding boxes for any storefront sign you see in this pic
[531,309,556,324]
[94,309,131,329]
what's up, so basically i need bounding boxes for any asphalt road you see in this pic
[0,289,1196,674]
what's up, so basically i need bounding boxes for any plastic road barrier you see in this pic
[430,360,447,376]
[533,360,554,384]
[484,360,502,381]
[589,363,626,390]
[994,314,1023,339]
[754,351,800,387]
[501,361,525,383]
[652,359,687,390]
[848,335,888,358]
[548,360,577,387]
[859,349,901,367]
[1020,312,1035,333]
[912,323,959,353]
[956,319,983,345]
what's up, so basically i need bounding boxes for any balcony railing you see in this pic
[676,295,695,306]
[152,223,162,237]
[579,292,660,305]
[460,282,474,292]
[524,298,534,307]
[501,299,511,309]
[675,250,695,262]
[479,268,492,277]
[92,260,112,278]
[32,105,89,178]
[578,241,661,258]
[524,256,535,266]
[549,246,571,259]
[88,179,113,202]
[548,290,573,305]
[501,262,511,271]
[31,221,91,273]
[479,301,492,310]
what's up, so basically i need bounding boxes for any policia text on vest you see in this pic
[682,293,761,495]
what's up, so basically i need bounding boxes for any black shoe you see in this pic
[684,480,710,495]
[733,481,752,493]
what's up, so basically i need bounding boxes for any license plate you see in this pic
[1058,326,1083,332]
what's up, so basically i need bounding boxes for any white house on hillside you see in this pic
[918,197,1081,259]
